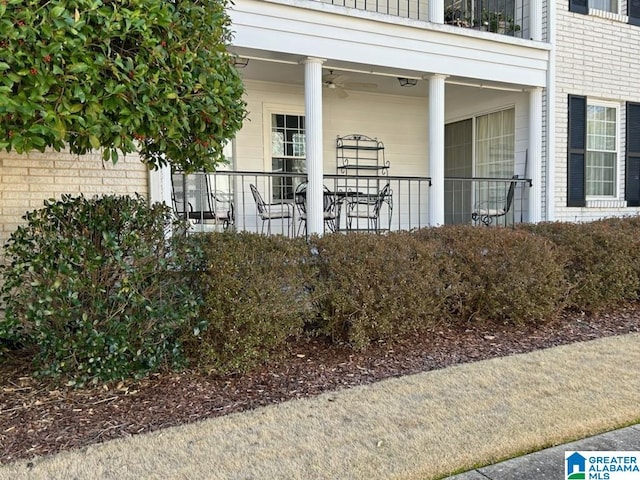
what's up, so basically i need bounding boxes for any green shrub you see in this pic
[0,194,201,385]
[312,232,452,349]
[523,219,640,312]
[189,232,311,373]
[417,226,566,324]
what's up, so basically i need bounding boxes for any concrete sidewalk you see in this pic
[1,333,639,480]
[446,423,640,479]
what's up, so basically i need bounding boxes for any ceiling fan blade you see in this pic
[336,87,349,99]
[331,74,349,84]
[323,71,348,83]
[324,86,349,98]
[343,81,378,90]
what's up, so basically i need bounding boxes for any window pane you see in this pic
[292,133,306,157]
[445,119,473,225]
[586,152,615,196]
[271,114,306,201]
[590,0,617,13]
[475,108,515,212]
[272,132,284,156]
[286,115,299,129]
[476,108,515,178]
[586,103,616,196]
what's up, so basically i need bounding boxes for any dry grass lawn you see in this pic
[2,333,639,480]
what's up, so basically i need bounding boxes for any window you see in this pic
[444,108,515,224]
[567,95,621,207]
[569,0,640,21]
[590,0,618,13]
[271,113,306,201]
[586,102,617,196]
[475,108,515,178]
[475,108,516,216]
[444,119,473,225]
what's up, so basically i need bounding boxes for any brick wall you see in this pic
[554,0,640,221]
[0,150,149,246]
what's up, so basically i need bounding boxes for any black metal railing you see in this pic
[172,171,532,234]
[444,176,532,227]
[444,0,525,37]
[172,171,432,236]
[318,0,428,21]
[312,0,527,38]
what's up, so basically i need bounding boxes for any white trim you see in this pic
[585,99,621,200]
[230,0,550,87]
[149,166,173,207]
[528,87,543,222]
[445,105,518,176]
[262,102,305,173]
[589,7,628,22]
[585,199,627,208]
[546,2,556,221]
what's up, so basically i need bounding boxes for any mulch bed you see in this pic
[1,306,639,464]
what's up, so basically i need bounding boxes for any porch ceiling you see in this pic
[230,49,532,98]
[229,0,550,88]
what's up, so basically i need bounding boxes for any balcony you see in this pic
[172,171,532,235]
[310,0,526,38]
[444,0,525,38]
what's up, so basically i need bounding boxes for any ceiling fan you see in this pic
[322,70,378,98]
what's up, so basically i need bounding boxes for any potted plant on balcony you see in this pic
[445,5,471,26]
[475,9,521,35]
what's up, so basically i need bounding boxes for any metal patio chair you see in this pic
[294,182,338,236]
[171,173,235,231]
[471,175,519,226]
[346,182,393,232]
[250,183,294,236]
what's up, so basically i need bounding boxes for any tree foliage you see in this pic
[0,0,246,171]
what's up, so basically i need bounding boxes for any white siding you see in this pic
[237,79,430,175]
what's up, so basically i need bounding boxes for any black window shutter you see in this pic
[570,0,588,14]
[630,0,640,26]
[568,95,587,207]
[626,102,640,206]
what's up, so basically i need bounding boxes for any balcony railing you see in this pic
[444,0,525,38]
[317,0,428,20]
[313,0,527,38]
[444,176,532,227]
[172,171,431,236]
[172,171,531,235]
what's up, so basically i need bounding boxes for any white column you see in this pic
[149,165,173,207]
[529,0,542,41]
[303,57,325,236]
[429,0,444,24]
[528,87,543,223]
[427,74,447,227]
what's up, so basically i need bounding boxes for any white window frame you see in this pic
[589,0,619,14]
[585,99,619,200]
[444,106,516,224]
[262,104,306,202]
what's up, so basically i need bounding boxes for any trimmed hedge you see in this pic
[185,232,312,373]
[4,198,640,382]
[416,226,566,324]
[522,219,640,312]
[312,232,453,348]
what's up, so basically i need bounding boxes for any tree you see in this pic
[0,0,246,172]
